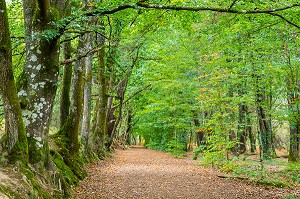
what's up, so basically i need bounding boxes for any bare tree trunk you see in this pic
[0,0,28,163]
[81,34,93,147]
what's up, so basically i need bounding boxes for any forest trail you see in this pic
[72,147,299,199]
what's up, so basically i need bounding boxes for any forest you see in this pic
[1,0,300,198]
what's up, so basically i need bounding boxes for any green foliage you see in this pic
[282,163,300,184]
[284,195,300,199]
[166,138,186,158]
[7,0,25,77]
[217,158,300,189]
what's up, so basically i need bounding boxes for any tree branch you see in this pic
[228,0,239,11]
[60,34,82,44]
[267,12,300,29]
[123,84,152,105]
[56,2,300,40]
[112,84,151,109]
[86,4,136,16]
[60,46,104,65]
[136,2,300,14]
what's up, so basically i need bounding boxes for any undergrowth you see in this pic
[195,150,300,189]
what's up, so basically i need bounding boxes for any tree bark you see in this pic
[17,0,67,169]
[60,41,73,129]
[238,102,247,154]
[108,80,127,148]
[91,29,108,154]
[0,0,28,163]
[81,34,93,147]
[247,113,256,153]
[255,76,274,159]
[287,79,300,162]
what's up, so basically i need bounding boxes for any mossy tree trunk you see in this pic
[92,30,108,154]
[0,0,28,163]
[59,4,72,130]
[18,0,67,168]
[62,35,86,156]
[56,34,88,180]
[60,42,73,129]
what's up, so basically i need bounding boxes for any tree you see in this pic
[17,0,69,169]
[283,32,300,162]
[0,0,28,163]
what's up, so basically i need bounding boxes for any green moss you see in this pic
[51,125,87,179]
[9,140,29,164]
[19,164,56,199]
[50,132,87,197]
[27,137,43,164]
[50,7,60,21]
[51,151,79,186]
[0,184,25,199]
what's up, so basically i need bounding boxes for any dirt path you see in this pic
[73,147,299,199]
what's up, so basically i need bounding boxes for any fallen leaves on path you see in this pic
[72,147,300,199]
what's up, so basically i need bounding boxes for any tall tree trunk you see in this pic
[62,35,87,156]
[81,34,93,147]
[287,80,300,162]
[105,97,115,148]
[125,110,133,145]
[18,0,64,169]
[246,111,256,153]
[0,0,28,163]
[60,41,73,129]
[255,76,274,159]
[289,123,300,162]
[57,34,87,179]
[238,102,247,154]
[107,79,127,148]
[91,30,108,155]
[192,110,204,147]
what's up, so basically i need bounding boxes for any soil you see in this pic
[72,146,300,199]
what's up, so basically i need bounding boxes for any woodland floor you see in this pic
[72,146,300,199]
